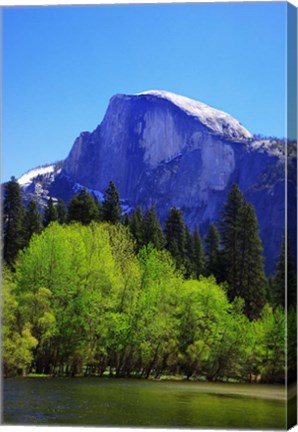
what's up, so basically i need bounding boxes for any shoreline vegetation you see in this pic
[3,179,297,384]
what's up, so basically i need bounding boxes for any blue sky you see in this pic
[2,2,289,181]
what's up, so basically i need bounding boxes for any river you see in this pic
[3,377,287,429]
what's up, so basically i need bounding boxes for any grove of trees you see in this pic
[2,178,296,383]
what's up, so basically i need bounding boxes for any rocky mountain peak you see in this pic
[15,91,296,274]
[134,90,252,140]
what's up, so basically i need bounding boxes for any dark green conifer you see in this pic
[92,195,102,222]
[68,189,99,225]
[219,183,266,319]
[43,197,58,227]
[56,199,68,225]
[205,224,220,279]
[130,207,144,248]
[24,199,42,245]
[272,237,297,309]
[122,213,130,227]
[237,203,266,319]
[165,207,187,271]
[142,206,165,250]
[184,227,195,278]
[102,181,122,224]
[3,177,26,267]
[193,225,205,278]
[219,183,246,297]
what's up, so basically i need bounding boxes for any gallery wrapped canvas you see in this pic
[1,0,297,430]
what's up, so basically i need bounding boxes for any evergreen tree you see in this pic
[237,203,266,319]
[287,241,297,308]
[92,195,102,222]
[3,177,26,267]
[165,207,187,271]
[122,213,130,227]
[272,238,297,309]
[219,183,246,297]
[205,224,220,279]
[130,207,144,249]
[220,184,266,319]
[142,206,165,250]
[56,199,68,225]
[43,197,58,227]
[102,181,122,224]
[193,225,205,278]
[24,199,42,246]
[184,227,195,278]
[68,189,99,225]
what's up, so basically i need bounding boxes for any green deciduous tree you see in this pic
[251,305,285,383]
[136,245,181,378]
[2,268,38,376]
[3,212,285,383]
[177,278,249,381]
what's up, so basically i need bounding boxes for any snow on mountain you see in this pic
[18,164,59,187]
[136,90,252,140]
[72,181,104,202]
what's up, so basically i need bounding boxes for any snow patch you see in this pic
[72,182,131,213]
[136,90,251,140]
[72,182,105,202]
[18,165,59,187]
[249,139,284,157]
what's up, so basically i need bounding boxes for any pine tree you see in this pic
[56,199,68,225]
[237,203,266,319]
[205,224,220,279]
[287,241,297,308]
[24,199,42,246]
[193,225,205,278]
[3,177,26,267]
[130,207,144,249]
[122,213,130,227]
[142,206,165,250]
[219,183,246,297]
[68,189,99,225]
[102,181,122,224]
[184,227,195,278]
[219,183,266,319]
[165,207,187,271]
[43,197,58,227]
[272,237,297,309]
[92,195,102,222]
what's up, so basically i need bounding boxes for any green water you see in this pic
[3,377,286,429]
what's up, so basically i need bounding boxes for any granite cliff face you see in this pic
[18,91,294,274]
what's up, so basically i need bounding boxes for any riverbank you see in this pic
[22,373,288,401]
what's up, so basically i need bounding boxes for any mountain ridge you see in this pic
[15,90,296,274]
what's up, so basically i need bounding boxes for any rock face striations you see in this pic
[18,90,295,274]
